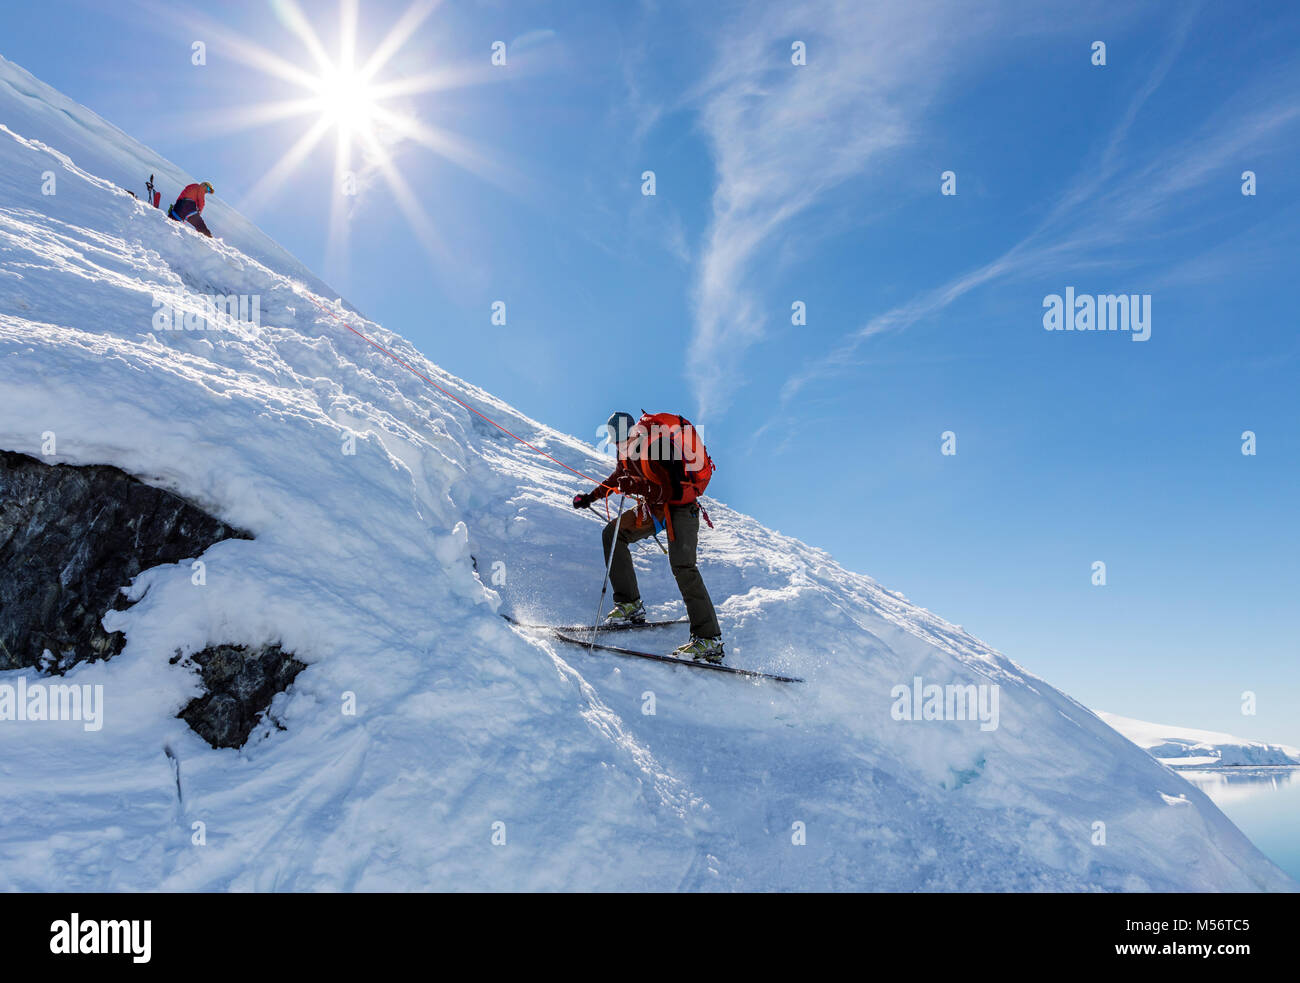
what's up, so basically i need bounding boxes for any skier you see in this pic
[573,411,723,663]
[167,181,215,238]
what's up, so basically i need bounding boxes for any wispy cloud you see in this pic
[776,10,1300,409]
[688,0,1015,417]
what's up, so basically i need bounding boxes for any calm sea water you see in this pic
[1181,767,1300,884]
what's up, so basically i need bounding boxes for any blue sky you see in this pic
[2,0,1298,743]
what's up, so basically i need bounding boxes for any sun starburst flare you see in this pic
[154,0,515,279]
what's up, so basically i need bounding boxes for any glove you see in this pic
[614,474,649,497]
[573,492,593,510]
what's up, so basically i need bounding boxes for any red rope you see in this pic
[297,291,614,493]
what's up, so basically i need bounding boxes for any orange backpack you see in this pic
[634,412,714,506]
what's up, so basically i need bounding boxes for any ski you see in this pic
[500,613,803,680]
[500,613,686,633]
[550,630,804,683]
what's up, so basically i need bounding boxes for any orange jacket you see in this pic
[177,183,207,212]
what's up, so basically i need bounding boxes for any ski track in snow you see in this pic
[0,54,1294,891]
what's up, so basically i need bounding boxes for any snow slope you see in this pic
[0,54,1294,892]
[1099,712,1300,769]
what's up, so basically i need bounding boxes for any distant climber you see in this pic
[573,411,723,663]
[167,181,215,238]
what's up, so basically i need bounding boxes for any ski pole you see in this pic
[590,494,627,650]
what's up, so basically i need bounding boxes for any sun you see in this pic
[189,0,509,276]
[310,65,377,135]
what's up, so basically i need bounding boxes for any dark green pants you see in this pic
[602,504,721,639]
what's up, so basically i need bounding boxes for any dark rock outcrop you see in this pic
[0,449,251,671]
[174,643,307,749]
[1,450,306,749]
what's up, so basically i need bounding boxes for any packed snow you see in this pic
[1098,712,1300,770]
[0,54,1294,891]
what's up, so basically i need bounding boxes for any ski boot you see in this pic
[604,599,646,626]
[673,635,725,664]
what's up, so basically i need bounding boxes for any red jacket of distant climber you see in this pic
[176,183,207,212]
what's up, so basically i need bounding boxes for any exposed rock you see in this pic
[0,449,251,671]
[175,643,307,749]
[1,450,304,750]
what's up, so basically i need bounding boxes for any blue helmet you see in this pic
[606,411,636,448]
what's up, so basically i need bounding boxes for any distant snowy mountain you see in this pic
[1099,712,1300,769]
[0,53,1294,892]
